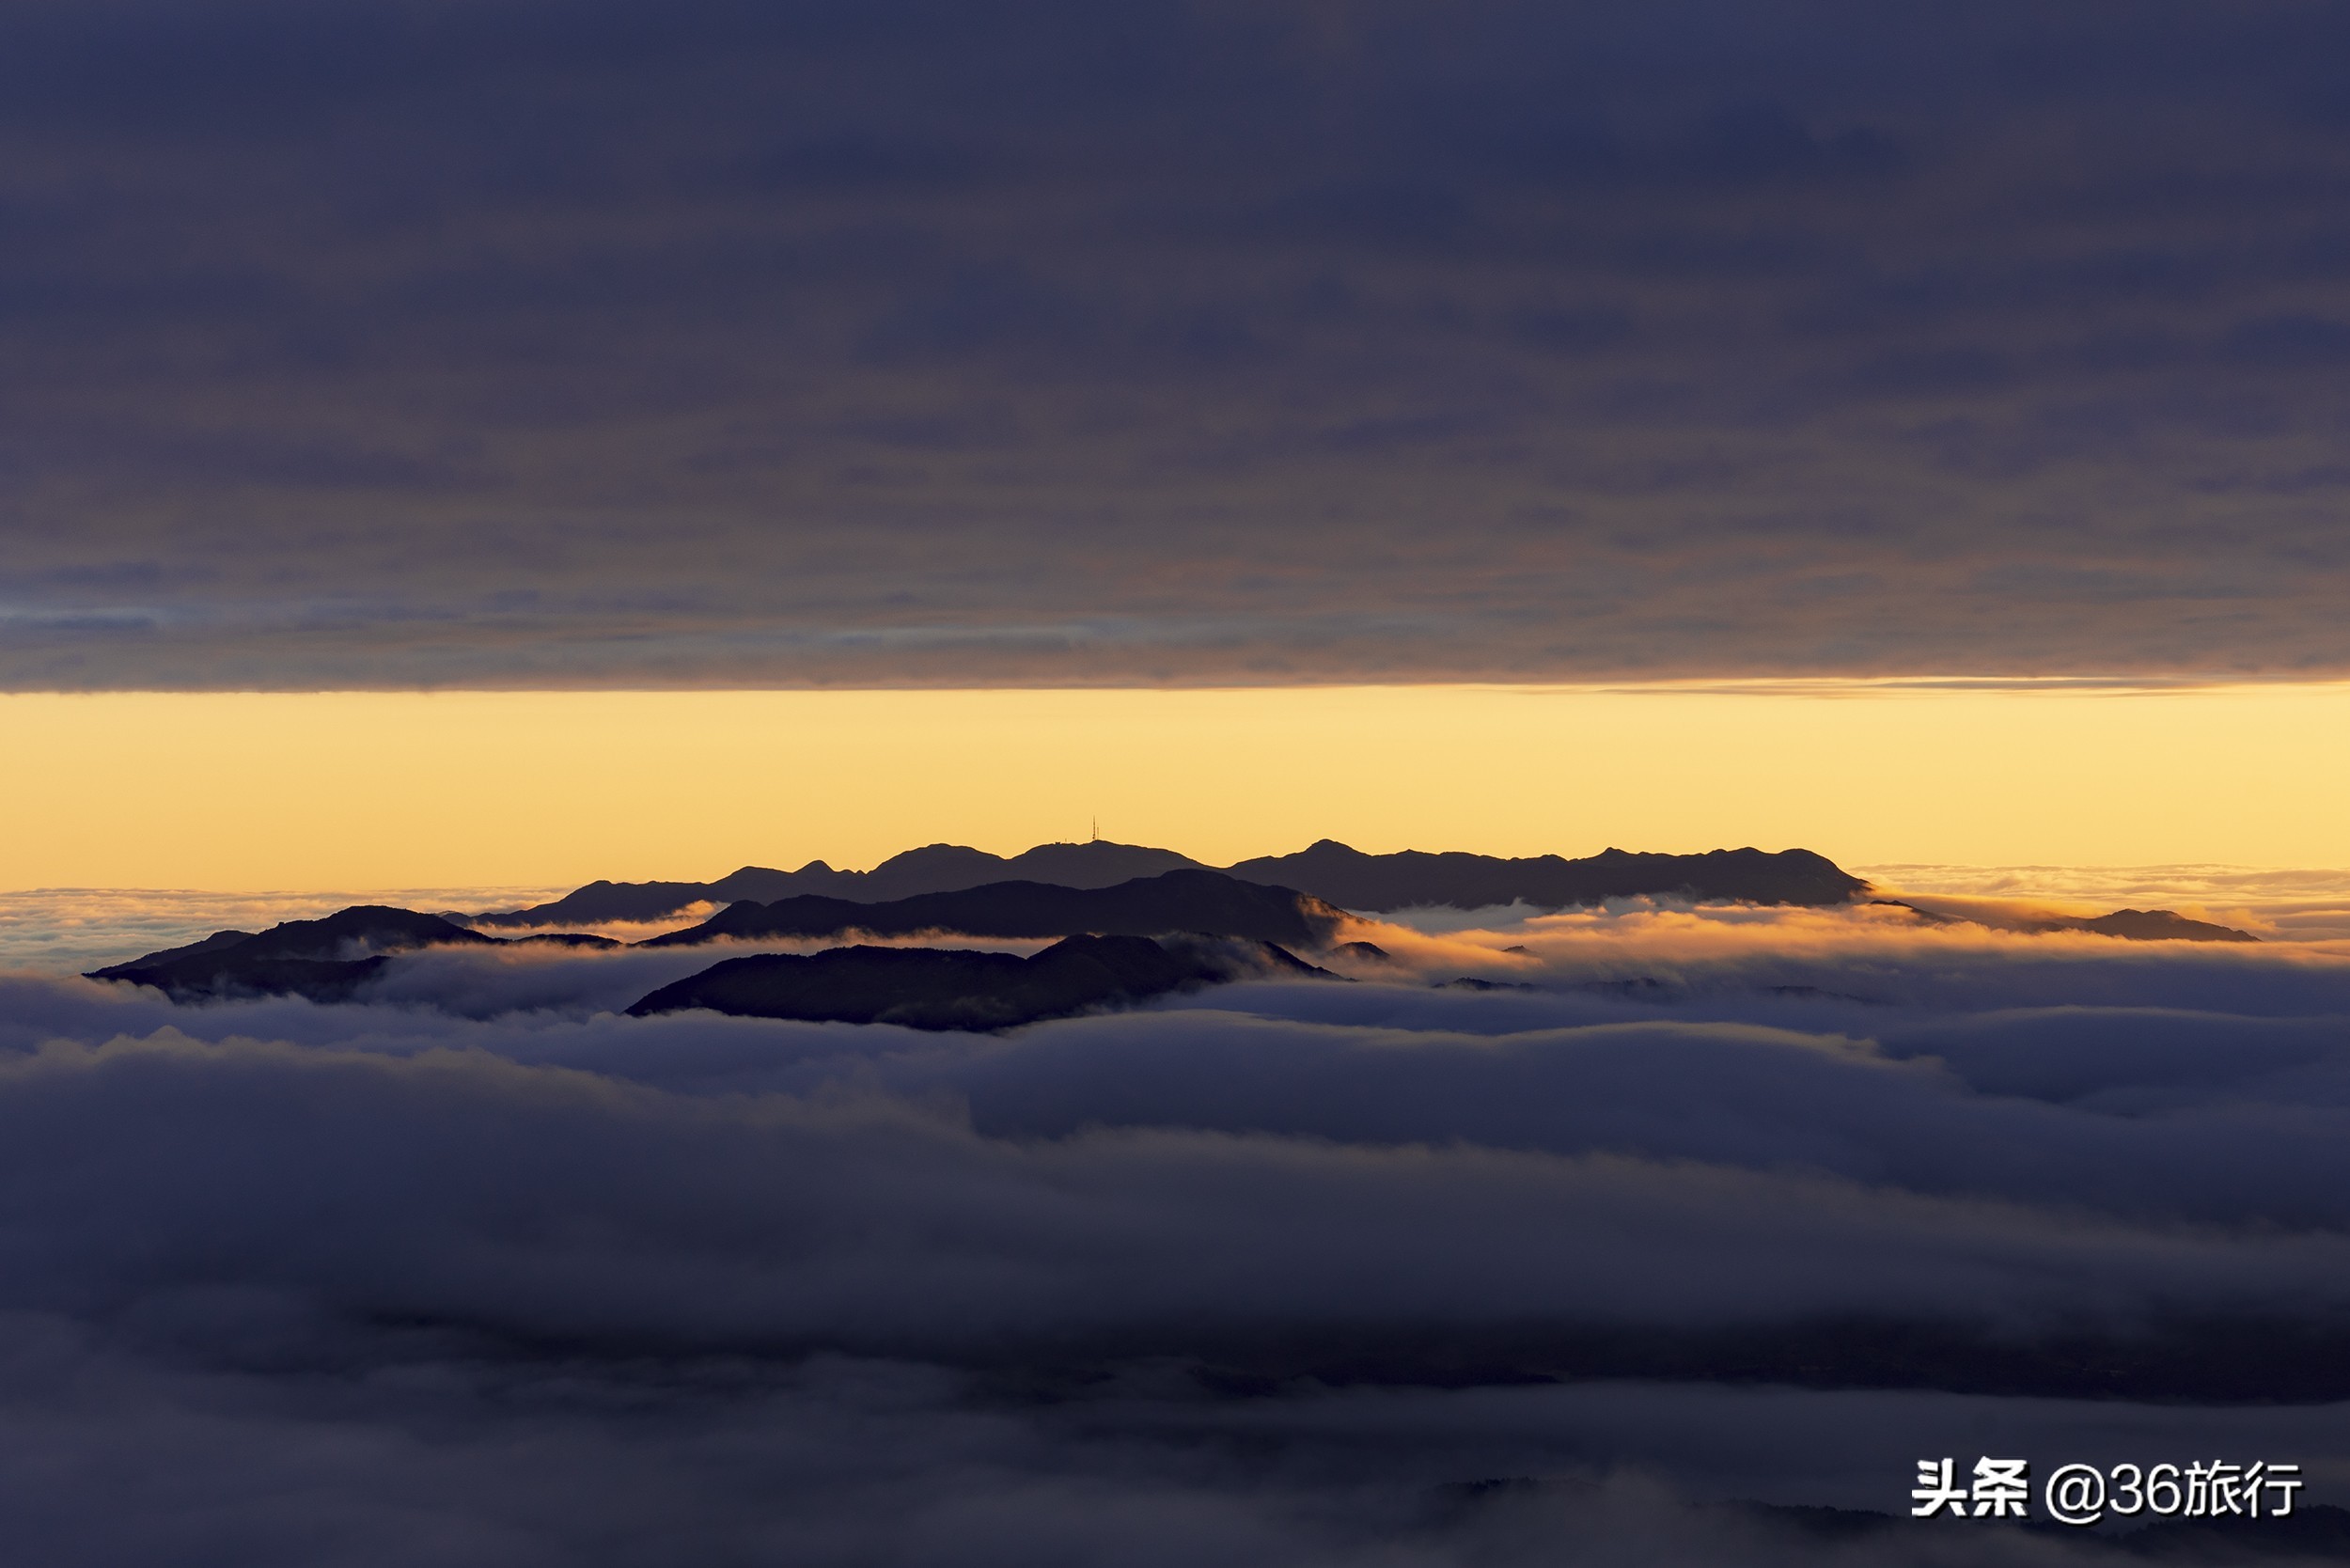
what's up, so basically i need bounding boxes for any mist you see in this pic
[6,888,2345,1562]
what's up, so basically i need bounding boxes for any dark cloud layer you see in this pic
[8,1,2350,684]
[5,910,2349,1560]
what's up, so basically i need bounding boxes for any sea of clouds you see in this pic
[5,884,2349,1563]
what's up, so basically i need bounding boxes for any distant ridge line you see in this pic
[467,839,1870,929]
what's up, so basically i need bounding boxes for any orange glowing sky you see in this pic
[6,682,2349,889]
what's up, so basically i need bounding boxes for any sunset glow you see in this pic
[8,681,2350,888]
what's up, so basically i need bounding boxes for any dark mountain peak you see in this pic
[102,928,258,969]
[227,906,494,963]
[998,839,1210,886]
[1153,930,1334,981]
[627,930,1333,1031]
[87,905,495,1004]
[1292,839,1368,858]
[846,843,1013,901]
[1228,843,1866,912]
[868,842,1006,875]
[469,878,714,929]
[1882,900,2261,944]
[2057,908,2260,943]
[90,905,488,980]
[640,870,1344,950]
[704,866,814,902]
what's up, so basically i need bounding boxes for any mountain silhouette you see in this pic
[470,839,1210,927]
[2045,908,2260,943]
[627,932,1329,1030]
[1225,840,1868,911]
[637,870,1342,949]
[107,927,261,966]
[1874,900,2261,943]
[88,906,498,1003]
[468,839,1867,928]
[87,907,613,1003]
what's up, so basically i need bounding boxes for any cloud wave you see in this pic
[7,894,2350,1560]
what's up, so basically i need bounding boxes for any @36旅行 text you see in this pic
[1912,1458,2305,1527]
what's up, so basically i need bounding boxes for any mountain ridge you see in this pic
[469,840,1209,928]
[627,932,1332,1031]
[469,839,1870,928]
[83,872,1346,1003]
[1228,839,1866,911]
[1871,899,2261,944]
[86,906,614,1003]
[637,870,1343,950]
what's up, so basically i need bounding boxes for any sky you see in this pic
[9,1,2350,885]
[9,682,2350,887]
[6,0,2350,694]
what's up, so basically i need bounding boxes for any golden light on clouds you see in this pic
[5,682,2348,888]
